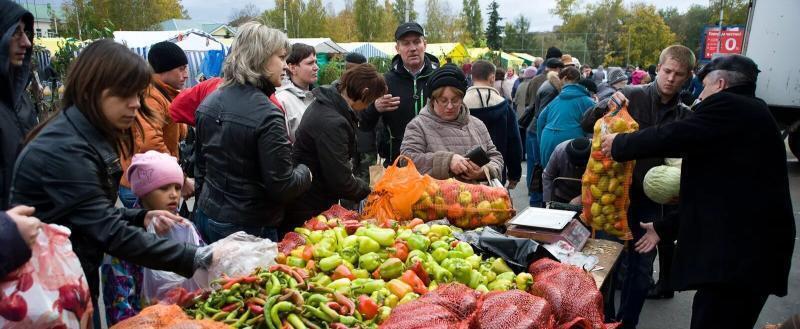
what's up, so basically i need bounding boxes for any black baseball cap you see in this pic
[697,54,760,83]
[544,57,564,69]
[395,22,425,40]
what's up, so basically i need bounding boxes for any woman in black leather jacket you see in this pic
[10,40,214,306]
[193,22,312,243]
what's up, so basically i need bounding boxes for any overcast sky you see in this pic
[181,0,708,31]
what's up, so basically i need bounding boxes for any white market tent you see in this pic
[218,37,347,54]
[339,42,392,59]
[113,29,226,52]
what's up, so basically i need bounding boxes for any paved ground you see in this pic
[508,147,800,328]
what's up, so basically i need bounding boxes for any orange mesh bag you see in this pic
[363,156,431,224]
[470,290,556,329]
[380,283,479,329]
[410,178,515,229]
[527,259,620,329]
[580,100,638,239]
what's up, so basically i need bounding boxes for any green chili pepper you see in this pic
[226,309,239,321]
[465,254,481,270]
[487,279,513,291]
[231,308,251,328]
[305,294,328,307]
[333,227,348,251]
[267,274,281,296]
[303,305,334,322]
[491,258,514,274]
[319,303,341,322]
[443,258,472,284]
[427,261,453,282]
[310,273,332,287]
[467,269,485,289]
[455,242,474,257]
[342,235,360,250]
[212,311,230,321]
[339,315,358,326]
[203,302,221,315]
[430,240,450,251]
[287,313,307,329]
[270,301,296,328]
[327,278,352,294]
[263,295,280,329]
[308,230,323,244]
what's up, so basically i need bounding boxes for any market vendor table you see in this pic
[581,238,624,288]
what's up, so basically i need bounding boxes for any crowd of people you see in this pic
[0,1,795,328]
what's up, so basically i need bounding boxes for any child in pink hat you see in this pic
[126,150,185,212]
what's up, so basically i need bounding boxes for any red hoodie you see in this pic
[169,77,285,126]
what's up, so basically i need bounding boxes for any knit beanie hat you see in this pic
[424,64,467,99]
[344,52,367,65]
[545,46,562,60]
[578,79,598,94]
[607,67,628,85]
[126,150,184,198]
[148,41,188,73]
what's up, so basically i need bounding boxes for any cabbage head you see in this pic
[643,165,681,204]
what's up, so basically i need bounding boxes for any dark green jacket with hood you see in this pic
[359,53,440,167]
[0,1,37,209]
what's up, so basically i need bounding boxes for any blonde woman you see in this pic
[193,22,312,243]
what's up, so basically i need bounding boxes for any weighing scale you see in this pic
[505,206,591,250]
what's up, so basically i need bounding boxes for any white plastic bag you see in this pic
[0,224,93,329]
[200,231,278,287]
[140,222,203,304]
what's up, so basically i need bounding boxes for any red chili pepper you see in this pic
[451,241,459,248]
[357,295,379,320]
[327,302,342,312]
[221,303,239,313]
[372,267,381,280]
[222,278,243,290]
[247,302,264,314]
[410,260,431,285]
[242,276,259,284]
[333,292,355,315]
[269,264,306,286]
[400,270,429,295]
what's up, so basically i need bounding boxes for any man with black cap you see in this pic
[601,54,795,329]
[119,41,190,207]
[0,0,37,209]
[359,22,440,167]
[542,137,590,203]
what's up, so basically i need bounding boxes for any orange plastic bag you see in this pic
[411,178,515,229]
[363,156,431,223]
[581,101,638,240]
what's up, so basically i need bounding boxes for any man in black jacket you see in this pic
[359,22,440,167]
[601,54,795,329]
[0,1,36,209]
[581,45,695,328]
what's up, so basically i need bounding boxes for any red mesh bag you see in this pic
[470,290,556,329]
[380,283,478,329]
[320,204,360,221]
[527,259,619,329]
[277,231,306,254]
[111,304,229,329]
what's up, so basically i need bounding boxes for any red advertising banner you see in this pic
[703,26,744,59]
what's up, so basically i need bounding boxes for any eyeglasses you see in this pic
[434,98,462,108]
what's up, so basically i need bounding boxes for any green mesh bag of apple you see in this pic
[581,101,638,240]
[411,178,515,229]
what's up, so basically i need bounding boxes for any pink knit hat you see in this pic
[126,150,184,198]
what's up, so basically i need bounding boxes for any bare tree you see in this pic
[229,3,261,27]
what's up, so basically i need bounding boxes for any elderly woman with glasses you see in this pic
[400,64,503,182]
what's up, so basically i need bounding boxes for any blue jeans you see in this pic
[118,186,138,208]
[526,131,543,207]
[616,203,659,328]
[194,208,280,243]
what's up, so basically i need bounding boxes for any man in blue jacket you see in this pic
[463,60,522,188]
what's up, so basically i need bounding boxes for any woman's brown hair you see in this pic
[26,39,156,158]
[558,66,581,83]
[337,64,387,104]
